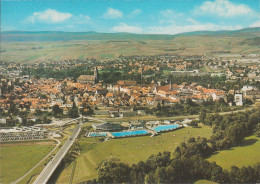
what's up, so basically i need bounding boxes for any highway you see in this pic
[33,124,81,184]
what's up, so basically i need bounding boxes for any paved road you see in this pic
[33,124,81,184]
[83,116,105,122]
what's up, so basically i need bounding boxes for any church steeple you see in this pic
[94,67,98,83]
[169,76,172,91]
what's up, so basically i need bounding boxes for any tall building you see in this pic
[78,67,98,84]
[234,93,243,106]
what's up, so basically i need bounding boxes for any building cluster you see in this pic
[0,53,260,124]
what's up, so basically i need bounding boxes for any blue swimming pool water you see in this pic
[112,130,149,137]
[91,133,106,137]
[153,124,180,132]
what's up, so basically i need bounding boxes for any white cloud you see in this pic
[1,24,15,31]
[195,0,253,17]
[147,23,242,35]
[160,9,184,20]
[159,9,185,25]
[128,9,142,17]
[112,23,142,33]
[104,8,123,19]
[74,14,91,24]
[186,18,199,25]
[26,9,72,23]
[250,21,260,27]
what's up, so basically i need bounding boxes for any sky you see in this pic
[1,0,259,34]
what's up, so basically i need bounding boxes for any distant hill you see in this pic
[175,27,260,37]
[1,27,259,42]
[0,31,175,42]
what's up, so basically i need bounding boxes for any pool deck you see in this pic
[87,124,183,139]
[145,128,158,136]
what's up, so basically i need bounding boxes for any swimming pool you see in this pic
[90,133,107,137]
[112,130,150,137]
[153,124,180,132]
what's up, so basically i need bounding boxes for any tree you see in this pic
[157,102,162,109]
[8,101,19,115]
[68,102,79,118]
[52,105,63,117]
[199,109,206,123]
[97,158,131,183]
[35,109,43,116]
[226,94,234,104]
[190,120,199,128]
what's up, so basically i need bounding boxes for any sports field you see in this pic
[57,125,212,183]
[207,135,260,170]
[0,141,55,183]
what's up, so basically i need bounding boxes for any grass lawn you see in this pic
[194,179,217,184]
[207,135,260,170]
[57,125,212,183]
[0,141,55,183]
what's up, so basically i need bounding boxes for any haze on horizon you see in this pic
[1,0,260,35]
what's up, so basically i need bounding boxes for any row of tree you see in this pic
[145,98,232,117]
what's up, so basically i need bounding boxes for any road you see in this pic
[33,124,81,184]
[101,105,256,122]
[83,116,105,122]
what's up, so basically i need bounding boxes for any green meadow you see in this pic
[208,135,260,170]
[0,141,55,183]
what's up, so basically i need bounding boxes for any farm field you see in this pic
[207,135,260,170]
[1,36,259,64]
[201,66,214,73]
[57,125,212,183]
[0,141,55,183]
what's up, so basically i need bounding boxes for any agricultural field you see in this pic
[1,35,259,64]
[57,125,212,183]
[207,135,260,170]
[201,66,215,73]
[0,141,55,183]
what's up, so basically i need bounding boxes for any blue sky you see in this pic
[1,0,259,34]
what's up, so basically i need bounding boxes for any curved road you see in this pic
[33,124,81,184]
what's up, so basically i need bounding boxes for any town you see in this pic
[1,53,260,141]
[1,0,260,181]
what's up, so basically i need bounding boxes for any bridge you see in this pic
[59,116,82,127]
[33,116,104,184]
[33,124,81,184]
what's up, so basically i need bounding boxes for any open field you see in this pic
[0,141,55,183]
[1,35,259,63]
[194,179,217,184]
[207,135,260,170]
[201,66,215,73]
[57,125,212,183]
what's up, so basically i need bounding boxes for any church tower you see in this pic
[169,75,172,91]
[94,67,98,83]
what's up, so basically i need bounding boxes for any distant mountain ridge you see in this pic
[1,27,259,42]
[175,27,260,36]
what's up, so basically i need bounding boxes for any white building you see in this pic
[234,93,243,106]
[242,85,254,92]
